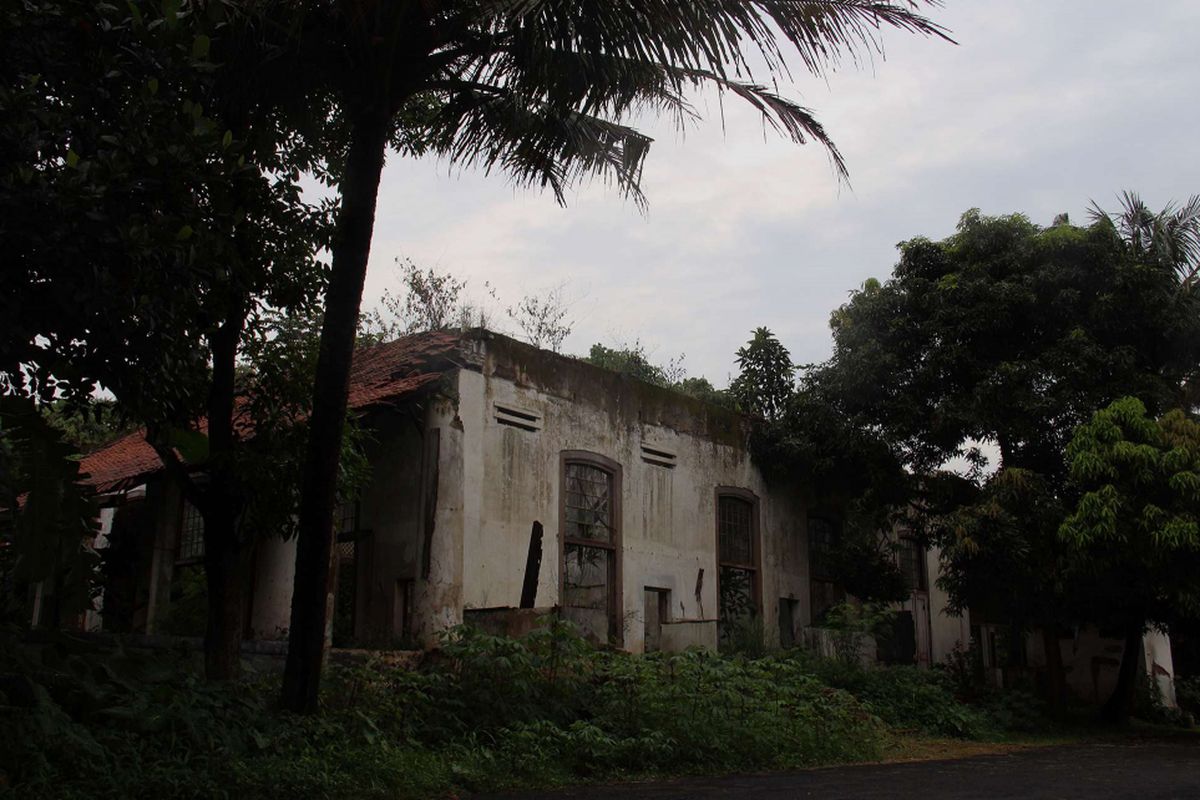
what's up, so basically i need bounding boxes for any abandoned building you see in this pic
[45,330,973,664]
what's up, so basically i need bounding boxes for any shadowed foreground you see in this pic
[475,740,1200,800]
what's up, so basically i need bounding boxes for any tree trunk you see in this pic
[201,306,249,681]
[202,503,253,680]
[1102,621,1143,724]
[1040,625,1066,722]
[281,110,390,714]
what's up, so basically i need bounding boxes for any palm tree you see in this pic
[280,0,951,713]
[1090,190,1200,290]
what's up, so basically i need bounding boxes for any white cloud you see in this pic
[363,0,1200,383]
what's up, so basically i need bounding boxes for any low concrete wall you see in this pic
[463,607,557,638]
[660,619,717,651]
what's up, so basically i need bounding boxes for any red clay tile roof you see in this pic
[79,330,465,493]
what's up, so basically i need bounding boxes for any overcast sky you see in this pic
[360,1,1200,387]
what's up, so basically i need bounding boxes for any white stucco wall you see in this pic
[450,339,810,654]
[250,534,296,640]
[926,546,971,665]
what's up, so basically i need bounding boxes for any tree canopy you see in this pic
[809,202,1200,718]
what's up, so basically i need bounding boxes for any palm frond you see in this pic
[422,84,653,206]
[1090,190,1200,291]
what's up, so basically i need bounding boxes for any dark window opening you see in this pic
[778,597,799,649]
[810,579,845,626]
[332,501,361,648]
[898,537,927,593]
[643,588,670,653]
[717,492,759,648]
[177,501,205,563]
[807,516,838,582]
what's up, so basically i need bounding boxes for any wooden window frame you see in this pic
[559,450,623,646]
[715,487,762,620]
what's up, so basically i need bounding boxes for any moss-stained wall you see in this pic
[447,332,811,653]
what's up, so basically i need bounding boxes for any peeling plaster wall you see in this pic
[926,546,971,665]
[451,337,810,654]
[249,534,295,640]
[1026,626,1178,708]
[354,407,460,646]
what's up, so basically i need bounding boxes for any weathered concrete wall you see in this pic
[1026,627,1178,708]
[450,337,810,654]
[1144,629,1177,707]
[249,534,296,640]
[354,407,459,646]
[926,546,971,665]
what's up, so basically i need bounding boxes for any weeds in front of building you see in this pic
[2,617,1079,799]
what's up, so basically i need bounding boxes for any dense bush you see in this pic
[1,622,1046,799]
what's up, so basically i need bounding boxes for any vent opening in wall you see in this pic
[640,444,677,468]
[494,402,542,431]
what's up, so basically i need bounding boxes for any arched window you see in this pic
[560,452,622,644]
[716,488,760,646]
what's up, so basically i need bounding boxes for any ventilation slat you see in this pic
[494,402,542,431]
[640,443,677,468]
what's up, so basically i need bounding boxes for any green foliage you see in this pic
[1174,675,1200,717]
[40,401,133,452]
[821,601,898,664]
[1059,399,1200,628]
[730,328,795,421]
[583,342,678,387]
[2,620,1060,797]
[929,468,1069,628]
[817,662,996,738]
[815,203,1200,679]
[158,567,208,638]
[581,343,735,408]
[0,397,99,627]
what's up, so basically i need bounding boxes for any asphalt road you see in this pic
[474,740,1200,800]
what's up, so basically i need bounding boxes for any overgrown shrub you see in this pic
[1,620,1051,798]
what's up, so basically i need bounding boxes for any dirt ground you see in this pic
[474,738,1200,799]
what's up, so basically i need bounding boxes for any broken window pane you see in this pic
[718,566,755,622]
[563,543,611,641]
[718,496,753,565]
[563,544,610,609]
[564,463,613,543]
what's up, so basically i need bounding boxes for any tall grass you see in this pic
[1,622,1041,799]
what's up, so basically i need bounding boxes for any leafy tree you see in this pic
[749,371,908,604]
[818,204,1200,713]
[584,342,672,386]
[1,1,337,679]
[277,0,948,712]
[41,400,134,452]
[0,397,99,629]
[1059,398,1200,721]
[730,328,795,421]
